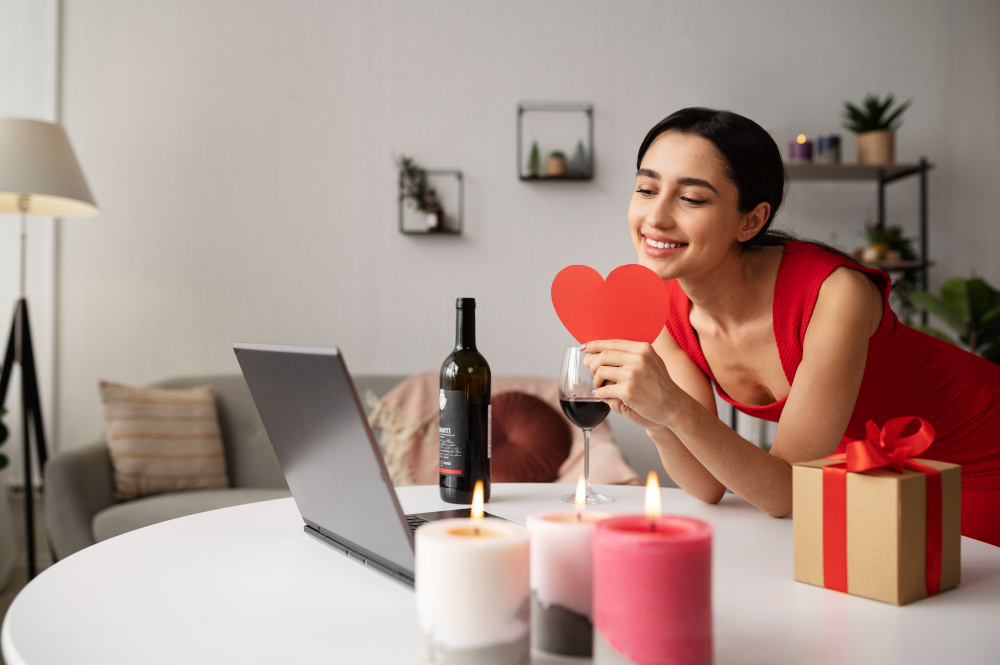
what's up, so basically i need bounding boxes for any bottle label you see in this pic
[439,389,468,477]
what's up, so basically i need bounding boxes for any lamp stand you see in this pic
[0,200,48,580]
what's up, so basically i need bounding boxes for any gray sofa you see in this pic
[45,374,669,561]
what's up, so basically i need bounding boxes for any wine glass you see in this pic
[558,345,613,504]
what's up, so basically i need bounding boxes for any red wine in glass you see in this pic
[559,346,613,504]
[559,398,611,430]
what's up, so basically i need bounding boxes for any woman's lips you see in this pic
[642,234,687,258]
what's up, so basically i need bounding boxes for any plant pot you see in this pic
[857,130,894,165]
[424,206,444,232]
[545,155,567,177]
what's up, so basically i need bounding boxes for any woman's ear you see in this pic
[739,202,771,242]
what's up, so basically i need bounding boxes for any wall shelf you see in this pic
[398,169,463,236]
[517,101,594,181]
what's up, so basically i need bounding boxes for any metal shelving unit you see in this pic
[786,158,933,324]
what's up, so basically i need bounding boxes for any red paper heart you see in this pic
[551,264,670,344]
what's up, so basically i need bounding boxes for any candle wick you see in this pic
[650,521,657,533]
[576,511,582,523]
[474,526,480,536]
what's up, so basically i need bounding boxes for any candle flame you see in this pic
[471,480,484,521]
[645,471,661,523]
[575,474,587,513]
[796,134,807,144]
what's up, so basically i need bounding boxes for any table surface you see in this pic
[4,484,1000,664]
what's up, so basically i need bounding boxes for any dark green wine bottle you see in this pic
[439,298,491,504]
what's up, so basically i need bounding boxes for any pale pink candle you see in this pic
[592,510,713,665]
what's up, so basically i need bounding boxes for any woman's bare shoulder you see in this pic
[813,266,884,339]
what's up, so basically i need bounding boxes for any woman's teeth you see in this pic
[645,237,686,249]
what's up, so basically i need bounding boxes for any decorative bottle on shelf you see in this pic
[439,298,491,504]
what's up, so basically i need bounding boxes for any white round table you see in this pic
[4,484,1000,664]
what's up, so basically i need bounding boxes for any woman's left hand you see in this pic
[582,339,684,430]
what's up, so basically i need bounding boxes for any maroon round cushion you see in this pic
[491,391,572,482]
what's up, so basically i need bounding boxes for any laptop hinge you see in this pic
[303,525,415,588]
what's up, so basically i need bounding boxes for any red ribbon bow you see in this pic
[822,417,943,597]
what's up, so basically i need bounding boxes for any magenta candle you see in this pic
[592,515,713,665]
[788,134,813,162]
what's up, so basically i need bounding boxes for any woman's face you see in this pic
[628,130,746,280]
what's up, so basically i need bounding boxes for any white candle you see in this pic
[527,475,611,656]
[415,482,530,665]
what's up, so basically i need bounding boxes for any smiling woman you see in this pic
[584,107,1000,548]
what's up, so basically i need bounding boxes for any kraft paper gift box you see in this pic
[793,417,961,606]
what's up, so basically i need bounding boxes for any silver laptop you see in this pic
[233,343,500,587]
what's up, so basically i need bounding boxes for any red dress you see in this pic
[664,240,1000,547]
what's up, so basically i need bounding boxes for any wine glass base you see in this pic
[561,489,613,505]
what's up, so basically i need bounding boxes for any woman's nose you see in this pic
[646,196,676,228]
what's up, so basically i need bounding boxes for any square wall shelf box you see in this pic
[398,169,463,236]
[518,102,594,181]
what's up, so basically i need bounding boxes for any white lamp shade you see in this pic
[0,118,98,218]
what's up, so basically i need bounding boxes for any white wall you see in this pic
[0,0,59,483]
[54,0,1000,450]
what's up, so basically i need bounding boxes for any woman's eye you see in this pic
[636,188,655,196]
[681,197,708,205]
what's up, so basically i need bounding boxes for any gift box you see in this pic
[793,417,961,606]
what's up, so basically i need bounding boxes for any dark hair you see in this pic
[637,107,856,261]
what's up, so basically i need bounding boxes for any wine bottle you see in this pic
[439,298,491,504]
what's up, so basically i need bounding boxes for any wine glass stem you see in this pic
[583,427,591,488]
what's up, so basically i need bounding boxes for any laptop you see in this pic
[233,343,502,588]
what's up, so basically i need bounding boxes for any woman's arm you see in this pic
[644,328,726,504]
[587,267,882,517]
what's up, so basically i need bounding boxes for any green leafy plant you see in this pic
[526,141,541,176]
[548,150,566,160]
[842,94,912,134]
[907,276,1000,364]
[395,155,441,212]
[0,408,8,471]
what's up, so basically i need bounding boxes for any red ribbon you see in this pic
[821,417,942,596]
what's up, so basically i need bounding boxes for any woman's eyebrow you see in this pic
[636,168,660,179]
[676,176,718,194]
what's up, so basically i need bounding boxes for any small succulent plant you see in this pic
[842,94,912,134]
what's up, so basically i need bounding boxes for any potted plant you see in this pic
[396,155,444,231]
[907,276,1000,364]
[842,94,912,165]
[855,224,919,323]
[526,141,541,178]
[0,408,15,592]
[545,150,567,177]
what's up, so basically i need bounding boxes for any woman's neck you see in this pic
[677,244,782,333]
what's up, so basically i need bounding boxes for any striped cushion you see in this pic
[99,381,230,500]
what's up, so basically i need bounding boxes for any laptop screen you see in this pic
[234,344,415,572]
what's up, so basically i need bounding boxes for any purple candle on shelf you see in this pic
[788,134,813,163]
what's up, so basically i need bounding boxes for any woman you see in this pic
[584,107,1000,547]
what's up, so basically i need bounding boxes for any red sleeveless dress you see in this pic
[664,240,1000,547]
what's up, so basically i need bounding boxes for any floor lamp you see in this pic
[0,118,98,579]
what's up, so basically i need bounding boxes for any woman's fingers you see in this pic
[593,365,627,390]
[593,379,627,401]
[583,339,647,355]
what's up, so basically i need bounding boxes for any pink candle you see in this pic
[592,499,713,664]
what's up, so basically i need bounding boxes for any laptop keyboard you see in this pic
[406,515,430,534]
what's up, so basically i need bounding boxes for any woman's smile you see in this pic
[642,232,688,257]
